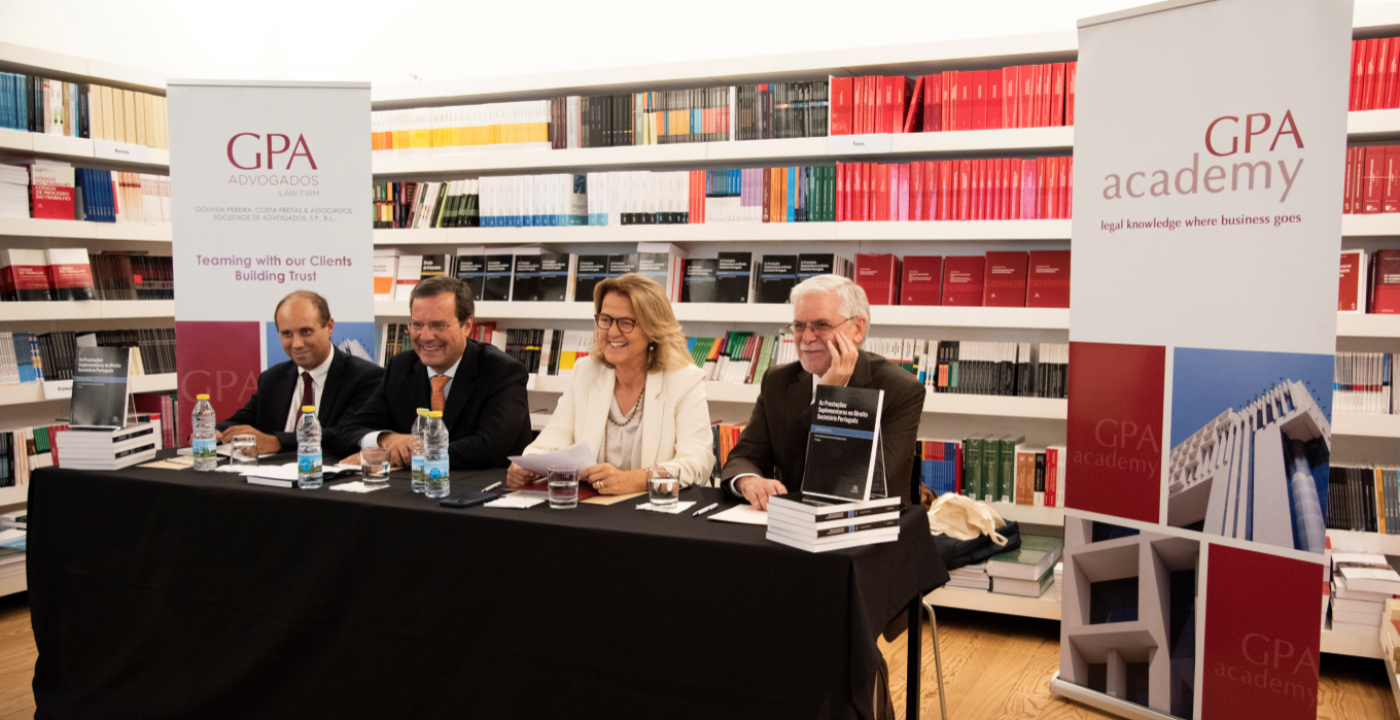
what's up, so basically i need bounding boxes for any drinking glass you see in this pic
[230,434,259,467]
[361,447,390,485]
[647,471,680,507]
[548,466,578,509]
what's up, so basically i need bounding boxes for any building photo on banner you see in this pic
[9,0,1400,718]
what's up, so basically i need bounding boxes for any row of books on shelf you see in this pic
[0,160,169,223]
[1350,36,1400,112]
[1334,352,1400,415]
[0,422,65,487]
[926,437,1068,508]
[1328,466,1400,534]
[945,536,1065,599]
[830,63,1077,136]
[1339,249,1400,313]
[1,249,172,302]
[370,157,1073,230]
[0,73,169,149]
[368,63,1080,157]
[375,246,1071,309]
[0,329,175,385]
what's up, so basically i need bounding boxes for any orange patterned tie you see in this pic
[430,375,450,413]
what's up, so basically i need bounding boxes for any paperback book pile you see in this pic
[0,165,27,219]
[765,493,901,553]
[986,534,1063,597]
[54,421,160,471]
[947,561,991,590]
[1330,551,1400,637]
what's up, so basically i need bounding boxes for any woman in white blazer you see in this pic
[506,273,715,493]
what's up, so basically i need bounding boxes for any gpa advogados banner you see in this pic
[1062,0,1349,718]
[167,80,373,443]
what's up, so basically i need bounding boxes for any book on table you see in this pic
[991,565,1054,597]
[55,421,158,470]
[800,384,887,503]
[69,345,129,429]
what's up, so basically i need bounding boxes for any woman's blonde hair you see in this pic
[591,273,691,373]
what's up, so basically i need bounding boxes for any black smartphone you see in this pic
[439,491,499,509]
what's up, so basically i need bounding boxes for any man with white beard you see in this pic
[721,274,927,510]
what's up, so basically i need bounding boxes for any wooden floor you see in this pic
[879,607,1400,720]
[0,593,1393,719]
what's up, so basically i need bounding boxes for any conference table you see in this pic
[28,455,949,720]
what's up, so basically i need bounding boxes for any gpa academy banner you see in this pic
[1061,1,1349,718]
[168,80,373,442]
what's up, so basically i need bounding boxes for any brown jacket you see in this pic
[721,350,926,505]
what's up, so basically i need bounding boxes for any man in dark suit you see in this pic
[722,275,926,509]
[217,290,384,454]
[336,275,531,469]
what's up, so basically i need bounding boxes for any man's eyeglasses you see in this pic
[595,314,637,334]
[786,317,857,338]
[409,320,457,333]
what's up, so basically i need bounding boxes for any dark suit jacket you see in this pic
[721,350,926,506]
[216,347,384,453]
[335,341,532,469]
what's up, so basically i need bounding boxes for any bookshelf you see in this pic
[0,217,171,243]
[925,584,1062,620]
[0,128,169,172]
[0,373,175,408]
[371,219,1073,246]
[0,300,174,323]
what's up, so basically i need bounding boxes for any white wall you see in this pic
[9,0,1377,87]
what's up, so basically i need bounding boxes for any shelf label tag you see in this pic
[42,380,73,400]
[94,140,150,164]
[826,134,892,155]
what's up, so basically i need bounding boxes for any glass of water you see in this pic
[361,447,390,485]
[647,469,680,507]
[548,466,578,509]
[230,434,259,467]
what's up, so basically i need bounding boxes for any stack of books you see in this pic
[764,493,900,553]
[1050,561,1064,602]
[947,561,991,590]
[1331,552,1400,636]
[986,534,1064,597]
[55,421,159,471]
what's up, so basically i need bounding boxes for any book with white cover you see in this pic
[1333,552,1400,595]
[394,255,423,301]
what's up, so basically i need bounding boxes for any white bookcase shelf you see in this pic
[0,300,174,322]
[0,486,25,507]
[1321,627,1384,660]
[1337,313,1400,338]
[0,129,169,171]
[925,584,1062,621]
[0,217,171,242]
[372,219,1072,246]
[0,373,175,408]
[1332,413,1400,439]
[0,41,165,93]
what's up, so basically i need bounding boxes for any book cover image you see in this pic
[715,252,752,303]
[682,259,718,303]
[538,253,570,302]
[1026,250,1070,308]
[943,256,986,307]
[70,345,129,429]
[757,255,797,304]
[574,255,609,303]
[801,384,885,502]
[983,251,1029,307]
[901,256,942,306]
[482,255,513,302]
[1167,347,1333,555]
[455,255,486,302]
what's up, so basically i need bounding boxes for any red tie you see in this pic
[295,372,313,425]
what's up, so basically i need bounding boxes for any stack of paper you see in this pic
[947,561,990,590]
[0,165,28,219]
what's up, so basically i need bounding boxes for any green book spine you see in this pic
[1002,436,1024,504]
[983,438,1000,503]
[963,437,980,499]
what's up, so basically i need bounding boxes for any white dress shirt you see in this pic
[283,351,334,432]
[359,356,461,448]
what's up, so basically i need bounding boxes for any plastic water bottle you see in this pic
[296,406,323,490]
[191,394,217,472]
[411,408,428,493]
[422,410,450,499]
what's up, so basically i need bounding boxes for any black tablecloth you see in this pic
[29,456,948,720]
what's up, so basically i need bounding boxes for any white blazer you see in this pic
[524,357,715,487]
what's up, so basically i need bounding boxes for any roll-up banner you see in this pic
[167,80,373,443]
[1059,1,1349,718]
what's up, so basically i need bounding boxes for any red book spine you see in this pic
[942,161,954,221]
[1051,63,1066,127]
[972,70,988,131]
[943,256,986,307]
[854,162,864,222]
[1021,66,1035,129]
[924,160,936,221]
[831,77,852,135]
[987,69,1002,131]
[1004,67,1018,130]
[1000,158,1011,220]
[1010,157,1022,220]
[943,73,954,133]
[875,76,888,134]
[1066,62,1077,126]
[1344,146,1355,214]
[1351,40,1362,111]
[957,73,972,131]
[1026,250,1071,308]
[1365,146,1386,213]
[901,256,943,306]
[1387,146,1400,213]
[1040,64,1053,127]
[867,76,878,134]
[1066,156,1074,219]
[911,161,923,220]
[957,160,970,220]
[926,74,942,132]
[1388,38,1400,109]
[1364,39,1379,111]
[1355,144,1369,214]
[1378,38,1394,111]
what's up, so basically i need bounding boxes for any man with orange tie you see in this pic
[336,276,532,469]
